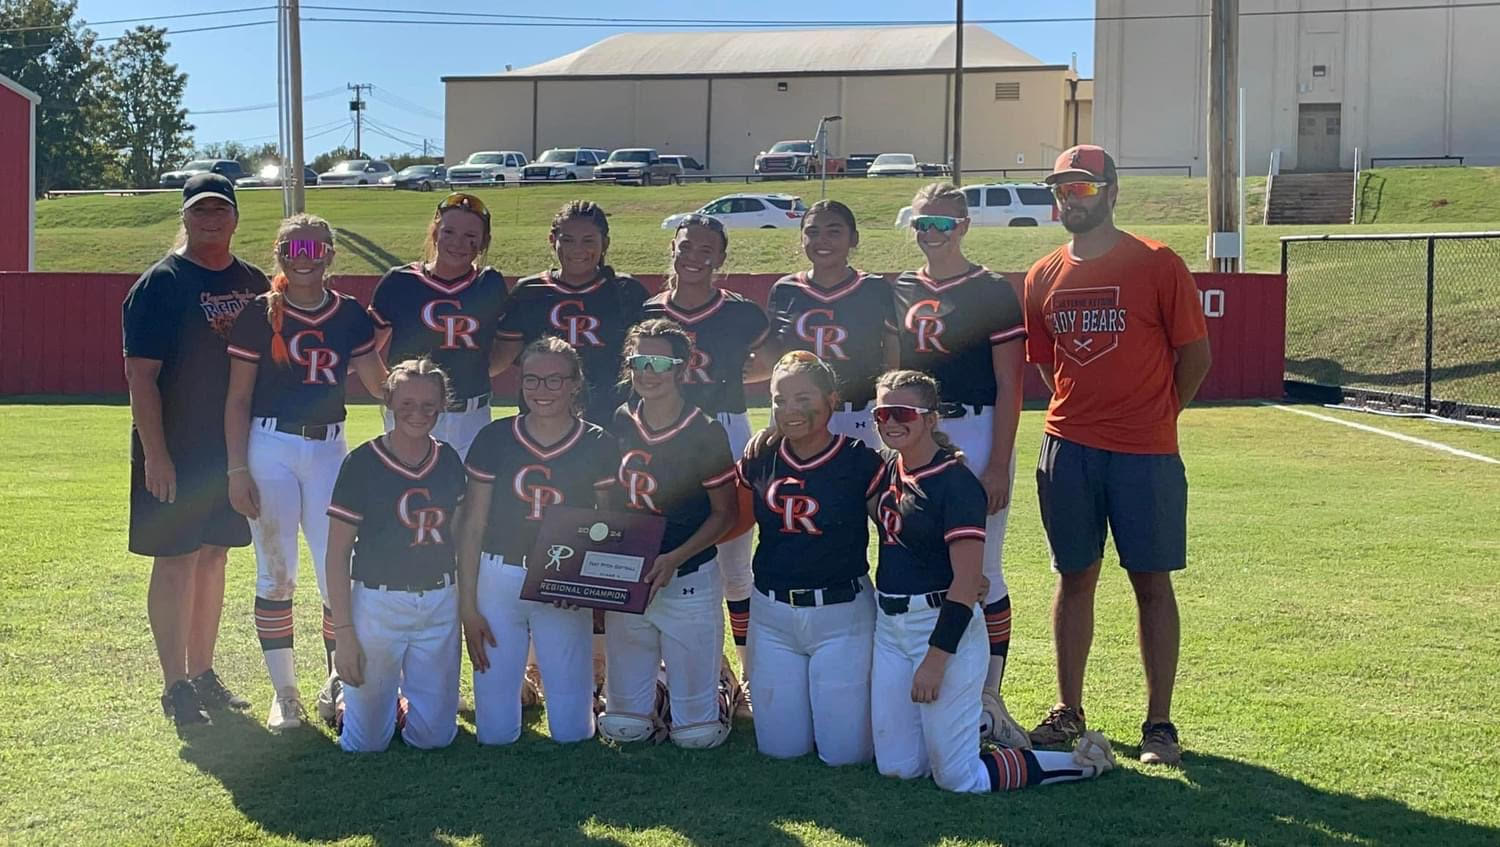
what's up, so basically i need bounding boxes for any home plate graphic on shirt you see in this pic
[1047,286,1126,365]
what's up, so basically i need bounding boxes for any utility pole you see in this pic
[952,0,964,184]
[1207,0,1240,271]
[348,82,371,158]
[288,0,305,212]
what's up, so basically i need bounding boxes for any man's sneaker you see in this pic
[521,665,544,708]
[267,687,306,732]
[1028,704,1086,747]
[314,674,342,727]
[1140,720,1182,765]
[735,677,754,721]
[980,691,1032,749]
[191,669,251,711]
[1072,730,1117,773]
[162,679,210,726]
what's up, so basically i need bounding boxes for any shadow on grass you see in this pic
[337,228,405,272]
[1286,356,1500,397]
[180,712,1500,847]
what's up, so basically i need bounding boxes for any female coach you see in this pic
[869,369,1116,793]
[458,337,619,746]
[225,214,386,731]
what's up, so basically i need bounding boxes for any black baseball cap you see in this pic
[182,173,237,210]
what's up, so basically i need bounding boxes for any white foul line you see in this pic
[1266,403,1499,465]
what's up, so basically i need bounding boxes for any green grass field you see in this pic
[2,402,1497,846]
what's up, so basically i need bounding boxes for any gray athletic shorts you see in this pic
[1035,433,1187,574]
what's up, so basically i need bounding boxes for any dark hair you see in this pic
[666,214,729,291]
[619,318,694,388]
[383,357,454,410]
[521,335,585,415]
[800,200,858,238]
[875,368,964,463]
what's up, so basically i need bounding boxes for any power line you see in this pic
[368,87,442,121]
[187,86,343,115]
[93,19,276,44]
[0,5,273,35]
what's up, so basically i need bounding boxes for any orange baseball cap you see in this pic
[1045,145,1117,185]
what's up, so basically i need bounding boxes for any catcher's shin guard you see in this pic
[599,678,670,744]
[669,674,733,750]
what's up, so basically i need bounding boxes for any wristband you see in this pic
[928,599,973,654]
[227,466,249,476]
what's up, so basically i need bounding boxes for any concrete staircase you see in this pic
[1264,172,1355,225]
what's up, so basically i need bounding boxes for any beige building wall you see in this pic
[707,76,843,172]
[960,69,1072,172]
[445,80,534,163]
[840,74,948,161]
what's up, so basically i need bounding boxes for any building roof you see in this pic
[0,72,40,104]
[448,25,1048,80]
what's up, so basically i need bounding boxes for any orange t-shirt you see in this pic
[1024,233,1207,454]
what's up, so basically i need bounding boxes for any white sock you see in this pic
[984,654,1007,696]
[264,648,296,692]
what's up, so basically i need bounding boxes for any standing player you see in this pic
[869,369,1116,794]
[640,214,769,712]
[737,351,883,766]
[1024,146,1212,765]
[369,193,508,459]
[766,201,899,447]
[600,319,740,749]
[224,214,387,730]
[457,337,618,746]
[891,182,1029,748]
[325,359,467,753]
[124,173,267,725]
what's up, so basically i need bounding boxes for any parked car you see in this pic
[866,153,921,178]
[660,154,705,174]
[753,140,844,178]
[595,148,679,186]
[235,164,320,188]
[159,159,246,188]
[447,151,529,187]
[895,183,1059,228]
[318,159,393,185]
[382,164,448,191]
[845,152,880,175]
[521,148,607,181]
[661,193,806,230]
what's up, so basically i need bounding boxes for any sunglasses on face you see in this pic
[627,354,683,374]
[522,374,572,391]
[1052,181,1110,202]
[909,215,965,233]
[278,239,330,260]
[872,404,933,424]
[438,192,490,219]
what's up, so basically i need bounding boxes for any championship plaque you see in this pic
[520,507,666,613]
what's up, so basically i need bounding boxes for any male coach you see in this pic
[124,174,268,726]
[1022,146,1211,765]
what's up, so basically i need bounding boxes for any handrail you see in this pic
[1369,155,1464,167]
[1351,146,1361,224]
[1262,149,1280,225]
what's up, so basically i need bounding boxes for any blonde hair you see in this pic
[382,357,453,410]
[521,335,585,415]
[875,369,964,463]
[265,213,336,366]
[911,182,969,217]
[773,350,839,398]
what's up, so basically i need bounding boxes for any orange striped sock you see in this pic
[254,597,295,651]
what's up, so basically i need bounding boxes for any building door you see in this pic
[1297,104,1342,171]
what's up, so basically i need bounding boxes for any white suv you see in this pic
[895,183,1059,228]
[522,148,607,181]
[661,194,806,230]
[447,151,529,187]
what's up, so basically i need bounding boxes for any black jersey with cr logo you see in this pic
[498,268,648,425]
[328,436,467,588]
[736,434,884,592]
[768,271,896,408]
[464,415,619,564]
[609,401,736,576]
[873,448,988,595]
[891,266,1026,407]
[640,289,769,415]
[369,263,508,400]
[227,292,377,424]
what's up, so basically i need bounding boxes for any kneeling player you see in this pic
[325,359,467,752]
[870,370,1115,792]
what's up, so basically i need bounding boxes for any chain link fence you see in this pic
[1281,232,1500,422]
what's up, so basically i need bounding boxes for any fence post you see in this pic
[1425,236,1436,413]
[1279,239,1288,278]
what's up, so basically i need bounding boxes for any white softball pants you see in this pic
[383,398,492,461]
[713,412,753,604]
[939,406,1017,605]
[605,560,724,728]
[340,582,460,753]
[828,402,881,448]
[471,556,595,745]
[247,420,346,604]
[748,580,875,765]
[871,596,990,793]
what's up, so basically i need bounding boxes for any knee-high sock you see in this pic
[321,605,337,674]
[727,598,750,680]
[255,597,296,691]
[983,595,1012,694]
[983,748,1104,791]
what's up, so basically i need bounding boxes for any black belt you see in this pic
[448,392,492,412]
[273,420,340,440]
[938,402,989,420]
[877,590,947,615]
[760,579,862,608]
[358,572,455,593]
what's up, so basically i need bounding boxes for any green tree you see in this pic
[101,26,192,188]
[311,145,361,174]
[195,140,280,174]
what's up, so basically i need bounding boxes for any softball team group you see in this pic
[129,146,1204,796]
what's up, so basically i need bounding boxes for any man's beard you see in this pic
[1061,201,1111,234]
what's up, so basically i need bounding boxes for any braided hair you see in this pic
[268,213,335,367]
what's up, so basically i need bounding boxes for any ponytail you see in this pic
[875,368,965,464]
[266,274,292,366]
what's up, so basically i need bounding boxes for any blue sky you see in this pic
[74,1,1096,160]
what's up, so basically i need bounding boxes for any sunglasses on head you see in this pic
[278,239,330,260]
[910,215,965,233]
[627,354,683,374]
[1052,181,1110,201]
[680,213,725,233]
[872,404,933,424]
[438,192,490,219]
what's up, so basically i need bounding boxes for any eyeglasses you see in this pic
[627,354,683,373]
[522,374,573,391]
[278,239,330,260]
[872,404,933,424]
[1052,181,1110,201]
[909,215,966,233]
[438,192,490,219]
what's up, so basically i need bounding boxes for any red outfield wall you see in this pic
[0,271,1285,400]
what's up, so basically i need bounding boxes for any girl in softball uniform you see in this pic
[369,193,509,460]
[736,351,883,766]
[869,369,1116,792]
[766,201,899,448]
[457,337,619,746]
[600,319,740,749]
[891,182,1029,747]
[225,214,386,731]
[325,359,467,753]
[639,214,769,712]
